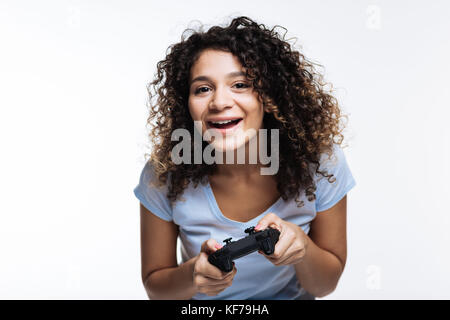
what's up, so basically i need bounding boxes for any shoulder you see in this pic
[134,159,174,222]
[313,143,356,212]
[317,143,345,172]
[139,159,172,190]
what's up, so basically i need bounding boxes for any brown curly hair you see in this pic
[144,16,349,208]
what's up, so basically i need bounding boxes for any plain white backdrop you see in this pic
[1,0,449,299]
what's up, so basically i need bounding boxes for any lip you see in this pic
[206,118,243,135]
[206,116,243,122]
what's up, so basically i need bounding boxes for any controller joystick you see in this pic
[244,226,256,235]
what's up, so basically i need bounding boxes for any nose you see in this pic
[208,86,234,111]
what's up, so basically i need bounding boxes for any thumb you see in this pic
[254,212,281,232]
[200,238,223,255]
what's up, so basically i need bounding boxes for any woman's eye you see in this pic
[234,82,250,89]
[194,87,210,94]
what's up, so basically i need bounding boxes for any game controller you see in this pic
[208,226,281,272]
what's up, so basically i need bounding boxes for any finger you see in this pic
[254,212,282,231]
[211,263,237,281]
[219,265,237,279]
[200,238,223,255]
[202,284,231,296]
[269,247,294,265]
[260,243,305,266]
[195,253,225,280]
[258,228,292,259]
[200,265,237,284]
[202,271,235,290]
[196,253,235,280]
[195,268,236,295]
[259,251,290,266]
[272,230,295,258]
[196,271,236,287]
[272,252,305,266]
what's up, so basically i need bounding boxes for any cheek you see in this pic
[237,94,263,113]
[242,100,264,125]
[188,100,204,121]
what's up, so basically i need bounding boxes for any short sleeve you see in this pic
[133,161,173,221]
[314,144,356,212]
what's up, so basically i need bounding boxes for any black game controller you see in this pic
[208,226,281,273]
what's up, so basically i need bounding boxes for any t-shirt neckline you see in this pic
[202,177,284,227]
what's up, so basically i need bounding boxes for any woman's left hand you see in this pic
[254,213,309,266]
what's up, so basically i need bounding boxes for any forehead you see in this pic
[190,49,244,78]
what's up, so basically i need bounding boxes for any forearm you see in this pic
[294,234,345,298]
[144,257,198,300]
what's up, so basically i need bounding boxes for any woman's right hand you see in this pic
[192,239,237,296]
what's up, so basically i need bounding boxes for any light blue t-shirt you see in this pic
[133,143,356,300]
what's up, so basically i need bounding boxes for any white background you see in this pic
[1,0,449,299]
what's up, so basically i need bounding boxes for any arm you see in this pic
[255,195,347,298]
[293,195,347,297]
[140,203,197,300]
[140,203,237,299]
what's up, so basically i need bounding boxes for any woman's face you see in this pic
[188,49,265,153]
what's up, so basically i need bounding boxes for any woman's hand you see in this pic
[192,239,237,296]
[255,213,309,266]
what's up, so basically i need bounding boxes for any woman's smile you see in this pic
[206,117,243,135]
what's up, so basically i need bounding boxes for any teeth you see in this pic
[211,119,235,124]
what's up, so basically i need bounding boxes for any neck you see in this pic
[213,134,270,180]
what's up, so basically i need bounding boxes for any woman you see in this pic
[134,16,356,300]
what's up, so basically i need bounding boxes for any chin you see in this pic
[210,134,252,156]
[212,140,246,153]
[203,125,260,161]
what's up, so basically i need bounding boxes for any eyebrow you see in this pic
[190,71,247,86]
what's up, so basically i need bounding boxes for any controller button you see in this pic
[244,226,256,235]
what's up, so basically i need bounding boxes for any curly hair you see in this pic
[144,16,349,208]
